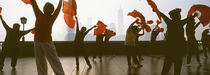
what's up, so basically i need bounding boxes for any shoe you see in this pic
[88,64,92,69]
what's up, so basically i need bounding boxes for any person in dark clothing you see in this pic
[125,19,143,68]
[201,29,210,58]
[93,33,106,61]
[74,17,96,69]
[0,15,33,70]
[154,8,197,75]
[136,28,144,62]
[186,17,201,66]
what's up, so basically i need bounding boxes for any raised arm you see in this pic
[20,28,34,35]
[84,25,96,35]
[159,12,171,25]
[128,19,139,29]
[75,17,79,33]
[52,0,63,18]
[31,0,43,17]
[194,22,200,29]
[182,14,197,25]
[0,15,11,30]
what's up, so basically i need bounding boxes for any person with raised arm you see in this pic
[0,15,33,71]
[74,17,96,69]
[201,29,210,58]
[125,19,143,68]
[31,0,65,75]
[154,8,197,75]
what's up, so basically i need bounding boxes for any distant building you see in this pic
[117,7,124,36]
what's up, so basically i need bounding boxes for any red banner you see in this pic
[63,0,77,29]
[128,10,146,24]
[0,7,2,15]
[94,21,107,35]
[187,4,210,27]
[107,29,116,38]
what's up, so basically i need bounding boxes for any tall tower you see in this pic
[117,7,124,36]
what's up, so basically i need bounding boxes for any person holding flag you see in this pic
[30,0,65,75]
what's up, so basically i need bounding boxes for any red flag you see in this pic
[128,10,146,24]
[146,20,153,24]
[0,7,2,15]
[107,29,116,38]
[63,0,77,29]
[22,0,32,5]
[144,24,151,32]
[147,0,161,22]
[187,4,210,27]
[94,21,107,35]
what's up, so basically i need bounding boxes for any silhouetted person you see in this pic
[155,8,197,75]
[93,32,106,61]
[186,17,201,66]
[125,19,142,68]
[74,17,95,69]
[201,29,210,58]
[31,0,65,75]
[0,15,33,70]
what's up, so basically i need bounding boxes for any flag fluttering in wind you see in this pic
[187,4,210,27]
[63,0,77,29]
[94,21,107,35]
[0,7,2,15]
[107,29,116,38]
[155,27,164,32]
[128,10,146,24]
[128,10,152,32]
[147,0,162,27]
[22,0,32,5]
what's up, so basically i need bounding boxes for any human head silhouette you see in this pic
[43,2,55,15]
[169,8,181,21]
[13,23,20,30]
[132,26,139,34]
[81,26,87,33]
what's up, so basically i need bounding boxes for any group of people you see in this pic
[0,0,209,75]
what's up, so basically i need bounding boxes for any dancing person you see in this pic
[125,19,143,68]
[186,17,201,66]
[74,17,96,69]
[31,0,65,75]
[155,8,197,75]
[0,15,33,70]
[93,32,106,61]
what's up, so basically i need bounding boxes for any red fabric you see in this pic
[107,29,116,38]
[0,7,2,15]
[144,24,151,32]
[128,10,146,24]
[156,20,161,27]
[155,27,164,32]
[94,21,107,35]
[146,20,153,24]
[147,0,161,22]
[31,29,35,34]
[187,4,210,27]
[22,0,32,5]
[63,0,77,29]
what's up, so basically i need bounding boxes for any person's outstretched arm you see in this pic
[31,0,43,17]
[194,22,200,29]
[20,28,34,35]
[52,0,63,18]
[128,19,139,30]
[84,25,96,35]
[159,12,171,25]
[182,13,197,25]
[0,15,11,31]
[137,28,144,37]
[75,17,79,34]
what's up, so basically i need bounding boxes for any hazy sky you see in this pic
[0,0,209,41]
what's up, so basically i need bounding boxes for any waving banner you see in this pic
[94,21,107,35]
[147,0,162,27]
[63,0,77,29]
[0,7,2,15]
[107,29,116,38]
[187,4,210,27]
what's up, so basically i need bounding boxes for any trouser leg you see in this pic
[161,56,173,75]
[174,56,183,75]
[41,42,65,75]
